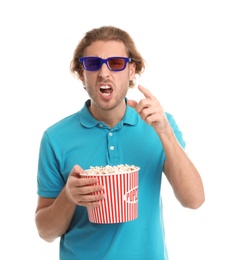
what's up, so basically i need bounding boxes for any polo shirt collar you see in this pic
[79,99,138,128]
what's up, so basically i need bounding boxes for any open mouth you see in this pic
[100,85,113,96]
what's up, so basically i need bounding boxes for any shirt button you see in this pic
[110,146,114,150]
[109,132,113,136]
[99,124,103,127]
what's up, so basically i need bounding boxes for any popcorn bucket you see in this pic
[81,166,139,224]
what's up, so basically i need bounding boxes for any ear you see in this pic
[80,74,85,84]
[129,63,136,81]
[78,74,86,89]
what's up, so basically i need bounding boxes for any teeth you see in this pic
[100,85,110,89]
[100,85,112,96]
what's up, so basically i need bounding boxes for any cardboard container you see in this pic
[81,167,139,224]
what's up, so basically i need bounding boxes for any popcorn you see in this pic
[85,164,138,175]
[81,164,140,224]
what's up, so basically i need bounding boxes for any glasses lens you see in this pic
[108,58,125,71]
[84,57,101,70]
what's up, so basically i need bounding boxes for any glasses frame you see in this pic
[79,56,131,72]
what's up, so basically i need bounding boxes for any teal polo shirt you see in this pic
[37,99,185,260]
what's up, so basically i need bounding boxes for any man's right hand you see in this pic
[65,165,105,208]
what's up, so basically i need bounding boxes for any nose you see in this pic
[98,62,110,78]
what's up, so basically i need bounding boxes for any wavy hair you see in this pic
[70,26,145,87]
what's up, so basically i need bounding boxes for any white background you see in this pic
[1,0,230,259]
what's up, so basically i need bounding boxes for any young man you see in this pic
[35,26,205,259]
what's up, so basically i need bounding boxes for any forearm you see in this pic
[127,85,205,208]
[160,129,205,209]
[35,187,76,242]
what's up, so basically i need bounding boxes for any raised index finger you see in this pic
[138,85,154,99]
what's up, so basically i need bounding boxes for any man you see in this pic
[35,26,205,259]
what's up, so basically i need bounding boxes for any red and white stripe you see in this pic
[86,170,139,224]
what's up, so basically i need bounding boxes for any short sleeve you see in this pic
[37,131,65,198]
[166,112,186,149]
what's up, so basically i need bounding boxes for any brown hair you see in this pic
[70,26,145,87]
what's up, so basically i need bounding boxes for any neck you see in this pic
[89,99,126,128]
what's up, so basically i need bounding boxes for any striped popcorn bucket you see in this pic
[82,167,139,224]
